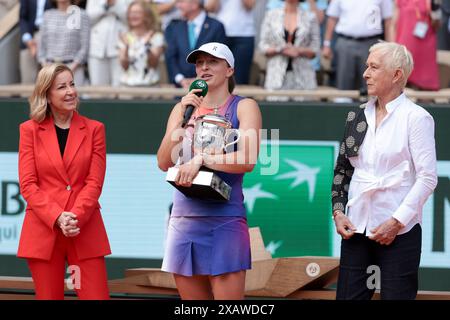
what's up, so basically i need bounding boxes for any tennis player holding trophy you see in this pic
[157,42,262,300]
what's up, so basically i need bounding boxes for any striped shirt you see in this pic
[38,7,90,65]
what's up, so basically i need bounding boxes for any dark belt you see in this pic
[46,59,73,64]
[337,33,382,42]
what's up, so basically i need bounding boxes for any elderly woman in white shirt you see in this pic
[331,42,437,300]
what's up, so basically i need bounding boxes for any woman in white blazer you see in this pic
[86,0,133,86]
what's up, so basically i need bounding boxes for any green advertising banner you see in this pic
[244,141,338,257]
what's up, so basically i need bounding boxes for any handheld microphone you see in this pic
[182,79,208,128]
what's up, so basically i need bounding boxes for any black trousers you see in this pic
[336,224,422,300]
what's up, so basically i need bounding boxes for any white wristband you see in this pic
[323,40,331,47]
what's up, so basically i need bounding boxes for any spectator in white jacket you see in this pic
[86,0,132,86]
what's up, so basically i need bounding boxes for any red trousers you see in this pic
[27,232,110,300]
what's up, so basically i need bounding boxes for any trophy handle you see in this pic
[224,129,241,150]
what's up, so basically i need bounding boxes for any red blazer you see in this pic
[18,112,111,260]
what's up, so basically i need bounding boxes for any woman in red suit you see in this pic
[17,63,111,300]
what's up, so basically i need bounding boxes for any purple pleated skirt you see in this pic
[161,216,251,276]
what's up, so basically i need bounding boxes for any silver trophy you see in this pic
[166,113,240,201]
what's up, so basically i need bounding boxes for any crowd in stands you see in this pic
[14,0,450,98]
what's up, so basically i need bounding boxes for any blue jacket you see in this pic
[20,0,53,49]
[164,15,227,85]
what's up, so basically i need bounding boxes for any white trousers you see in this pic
[88,56,122,87]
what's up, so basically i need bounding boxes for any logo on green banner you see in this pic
[244,141,339,257]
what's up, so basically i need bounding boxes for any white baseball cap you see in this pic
[186,42,235,68]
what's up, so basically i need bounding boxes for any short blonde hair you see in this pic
[29,64,75,123]
[369,41,414,88]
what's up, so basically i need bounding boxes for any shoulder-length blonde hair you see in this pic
[127,0,160,31]
[29,63,76,123]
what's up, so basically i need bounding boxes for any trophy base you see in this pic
[166,167,231,201]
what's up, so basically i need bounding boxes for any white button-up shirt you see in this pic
[326,0,393,38]
[35,0,47,27]
[347,93,437,237]
[174,10,207,84]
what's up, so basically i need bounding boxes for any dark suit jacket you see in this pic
[19,0,53,49]
[331,103,369,214]
[164,15,227,85]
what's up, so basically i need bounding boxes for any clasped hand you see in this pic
[57,211,80,237]
[282,44,300,58]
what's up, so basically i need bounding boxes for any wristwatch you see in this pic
[332,210,344,219]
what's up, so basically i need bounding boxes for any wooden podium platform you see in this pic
[1,228,450,300]
[112,228,341,299]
